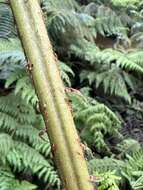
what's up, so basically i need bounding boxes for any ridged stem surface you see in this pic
[10,1,94,190]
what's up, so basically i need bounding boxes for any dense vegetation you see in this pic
[0,0,143,189]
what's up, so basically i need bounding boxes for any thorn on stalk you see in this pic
[80,143,88,151]
[89,175,97,183]
[43,103,47,109]
[26,63,34,72]
[76,151,84,159]
[38,128,49,142]
[64,98,73,114]
[51,144,57,156]
[65,87,81,94]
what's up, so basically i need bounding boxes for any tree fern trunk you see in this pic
[10,1,94,190]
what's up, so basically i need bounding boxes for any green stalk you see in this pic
[10,1,94,190]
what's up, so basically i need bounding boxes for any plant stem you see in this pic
[10,1,94,190]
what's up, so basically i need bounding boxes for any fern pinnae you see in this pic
[69,92,122,152]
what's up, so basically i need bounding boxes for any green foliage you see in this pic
[97,171,121,190]
[0,134,60,188]
[5,69,38,106]
[0,41,26,79]
[0,93,60,189]
[0,0,143,189]
[0,167,37,190]
[0,38,22,51]
[111,0,140,7]
[5,62,74,105]
[89,157,125,174]
[70,40,143,103]
[80,68,134,103]
[68,91,122,153]
[90,148,143,190]
[123,149,143,189]
[0,3,16,38]
[94,5,126,36]
[116,138,141,156]
[43,0,96,47]
[94,49,143,73]
[0,93,51,157]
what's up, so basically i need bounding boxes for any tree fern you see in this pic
[0,1,143,189]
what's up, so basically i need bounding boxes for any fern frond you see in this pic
[0,38,22,51]
[128,50,143,67]
[0,3,16,38]
[68,91,122,152]
[42,0,79,11]
[9,141,60,186]
[95,68,132,103]
[43,0,96,46]
[94,49,143,73]
[59,61,74,86]
[70,40,99,64]
[116,139,141,155]
[0,93,36,124]
[5,68,38,105]
[97,171,121,190]
[0,93,51,157]
[0,133,60,188]
[47,11,84,45]
[5,62,73,105]
[131,175,143,190]
[14,125,51,157]
[71,42,143,74]
[0,166,37,190]
[125,150,143,172]
[0,133,13,164]
[95,5,127,36]
[111,0,140,7]
[130,32,143,48]
[89,157,125,174]
[122,149,143,189]
[0,51,26,79]
[90,149,143,189]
